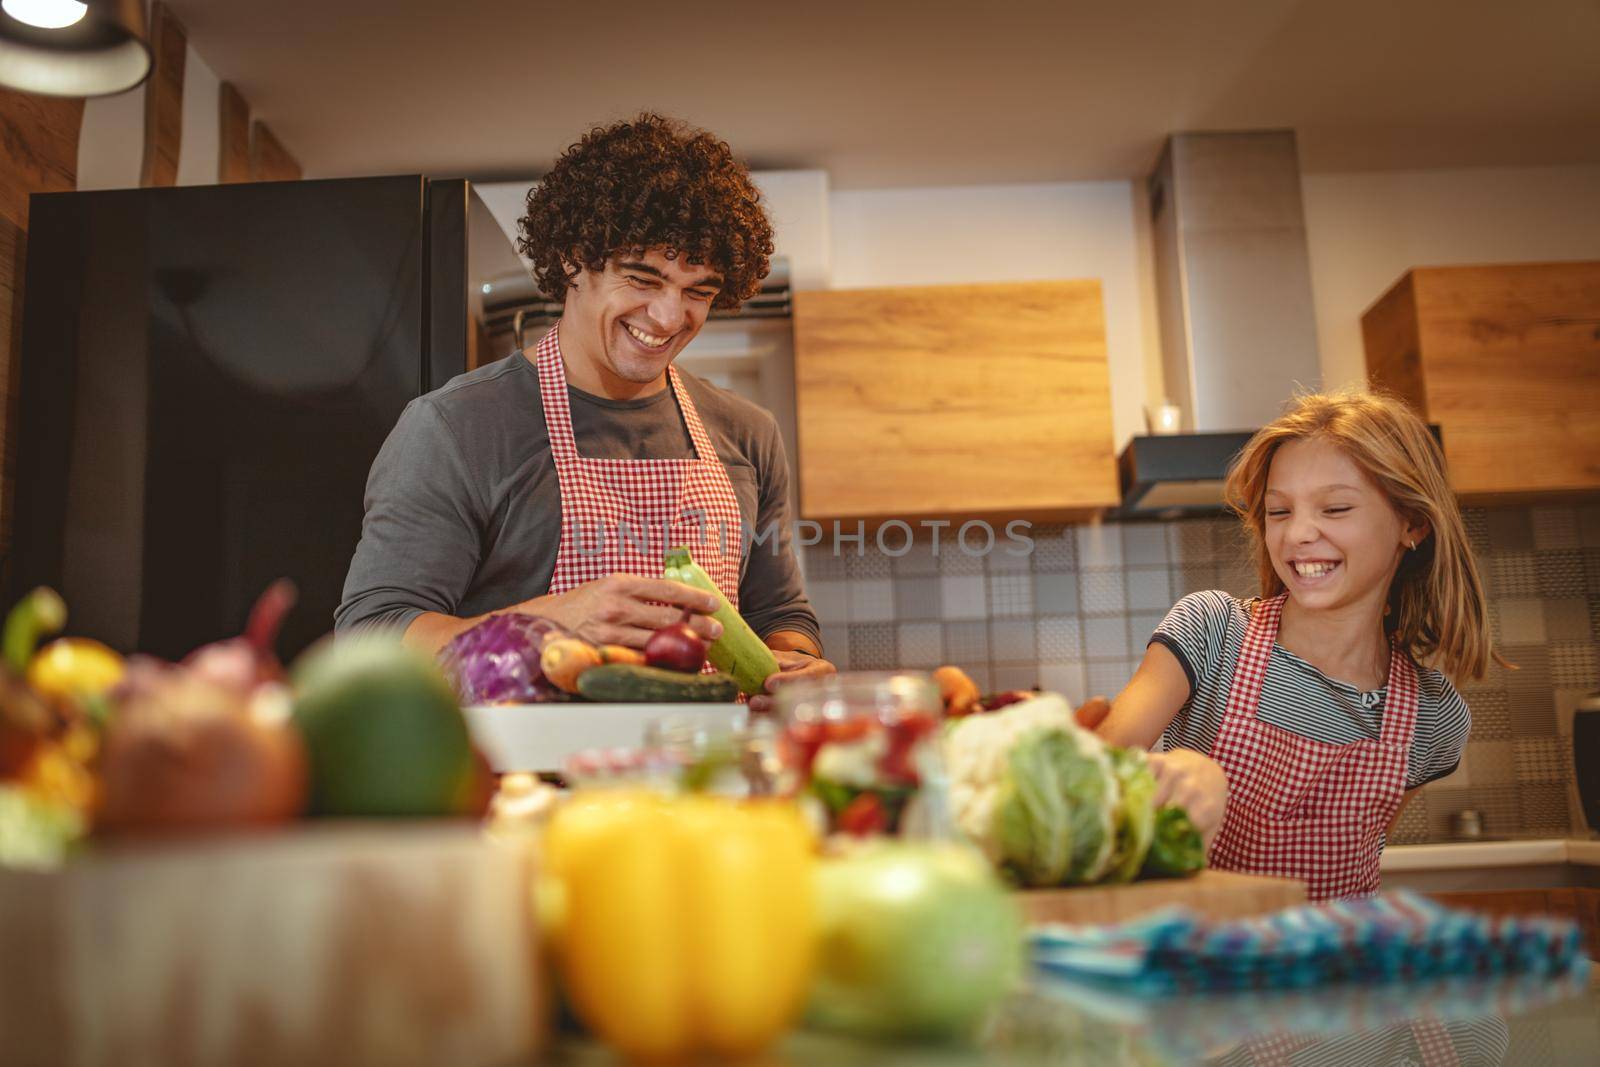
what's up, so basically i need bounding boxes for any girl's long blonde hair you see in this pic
[1223,389,1492,680]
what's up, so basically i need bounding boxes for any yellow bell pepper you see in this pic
[540,790,816,1061]
[27,638,125,703]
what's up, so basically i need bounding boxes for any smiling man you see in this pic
[337,114,833,698]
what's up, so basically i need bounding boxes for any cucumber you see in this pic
[575,663,740,703]
[663,547,780,696]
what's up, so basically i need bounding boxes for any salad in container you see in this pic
[773,672,949,838]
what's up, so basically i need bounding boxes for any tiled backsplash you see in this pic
[804,504,1600,842]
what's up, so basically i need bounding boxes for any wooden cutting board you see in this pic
[1019,869,1306,926]
[0,822,545,1067]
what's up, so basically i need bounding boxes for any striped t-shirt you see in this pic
[1150,591,1470,790]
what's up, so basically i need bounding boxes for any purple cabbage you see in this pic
[439,613,572,705]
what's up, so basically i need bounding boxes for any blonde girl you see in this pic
[1093,390,1490,901]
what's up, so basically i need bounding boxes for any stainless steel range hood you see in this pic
[1118,130,1323,516]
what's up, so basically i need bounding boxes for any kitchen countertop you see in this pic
[546,967,1600,1065]
[1383,836,1600,872]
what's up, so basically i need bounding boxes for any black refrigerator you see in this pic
[9,176,528,660]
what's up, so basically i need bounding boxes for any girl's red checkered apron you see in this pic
[1206,593,1420,903]
[537,327,745,608]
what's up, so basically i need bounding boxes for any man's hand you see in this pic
[1146,747,1229,847]
[532,574,722,649]
[748,650,837,715]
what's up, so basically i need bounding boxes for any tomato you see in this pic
[837,791,888,836]
[823,717,876,744]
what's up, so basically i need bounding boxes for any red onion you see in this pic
[644,612,708,674]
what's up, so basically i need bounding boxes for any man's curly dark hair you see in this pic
[517,113,774,311]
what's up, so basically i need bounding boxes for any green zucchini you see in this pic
[575,663,740,703]
[662,547,779,696]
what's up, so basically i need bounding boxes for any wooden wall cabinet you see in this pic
[1361,261,1600,499]
[792,281,1118,522]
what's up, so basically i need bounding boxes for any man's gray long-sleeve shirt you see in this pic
[336,352,820,648]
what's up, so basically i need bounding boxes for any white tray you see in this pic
[464,702,745,773]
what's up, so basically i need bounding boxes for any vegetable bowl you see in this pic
[773,672,945,838]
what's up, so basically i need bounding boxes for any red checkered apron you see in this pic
[537,326,745,607]
[1207,593,1419,903]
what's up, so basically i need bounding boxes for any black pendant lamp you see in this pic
[0,0,151,97]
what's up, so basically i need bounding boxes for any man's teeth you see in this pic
[626,324,669,348]
[1294,561,1338,578]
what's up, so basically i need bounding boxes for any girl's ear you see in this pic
[1404,517,1432,550]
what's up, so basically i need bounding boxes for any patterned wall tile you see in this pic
[1462,686,1511,741]
[1465,740,1516,785]
[1537,549,1586,601]
[1513,736,1566,784]
[989,618,1036,663]
[846,623,898,670]
[806,549,848,580]
[1172,564,1221,598]
[1485,509,1535,552]
[1503,645,1552,697]
[820,623,851,667]
[1519,782,1572,831]
[1497,598,1547,644]
[1214,523,1256,567]
[1038,663,1086,705]
[1491,553,1540,598]
[1462,507,1491,558]
[1549,642,1597,688]
[964,664,995,693]
[1036,615,1083,663]
[938,546,985,575]
[1532,507,1581,551]
[987,539,1033,573]
[1076,524,1123,568]
[1084,616,1132,660]
[942,621,989,664]
[807,579,850,625]
[1545,598,1592,642]
[896,622,943,668]
[892,538,941,576]
[1086,660,1134,701]
[1121,523,1170,566]
[1579,506,1600,549]
[1218,558,1261,599]
[1033,572,1079,614]
[893,577,942,621]
[1170,519,1224,565]
[1508,692,1557,738]
[987,573,1034,617]
[992,663,1039,691]
[848,579,896,623]
[1030,526,1077,573]
[940,575,987,619]
[1126,567,1174,612]
[842,549,892,580]
[1079,569,1127,615]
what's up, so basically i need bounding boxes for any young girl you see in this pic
[1095,391,1490,901]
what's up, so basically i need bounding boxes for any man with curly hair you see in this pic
[339,114,833,701]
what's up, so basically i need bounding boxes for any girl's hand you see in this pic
[1146,748,1229,847]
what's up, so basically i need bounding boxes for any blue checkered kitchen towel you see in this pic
[1029,890,1585,995]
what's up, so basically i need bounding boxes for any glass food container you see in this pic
[773,671,951,838]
